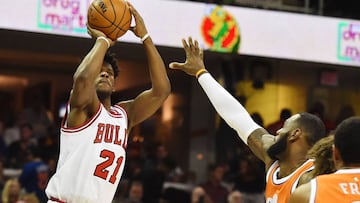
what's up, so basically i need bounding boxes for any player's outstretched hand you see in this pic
[127,2,148,39]
[169,37,206,76]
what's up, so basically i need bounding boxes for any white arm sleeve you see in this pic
[198,72,261,144]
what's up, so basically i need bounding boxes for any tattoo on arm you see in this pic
[247,128,275,170]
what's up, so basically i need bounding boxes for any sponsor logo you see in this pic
[337,22,360,62]
[37,0,90,33]
[201,5,240,53]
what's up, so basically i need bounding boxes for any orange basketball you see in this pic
[87,0,132,41]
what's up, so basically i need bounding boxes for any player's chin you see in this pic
[96,88,112,98]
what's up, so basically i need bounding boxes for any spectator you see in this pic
[123,181,144,203]
[266,108,292,135]
[232,153,265,203]
[191,186,213,203]
[335,104,355,126]
[18,148,49,203]
[201,163,229,203]
[20,193,40,203]
[308,101,336,134]
[157,145,179,178]
[250,112,264,127]
[21,93,53,139]
[7,123,37,168]
[1,178,21,203]
[227,190,243,203]
[3,116,21,148]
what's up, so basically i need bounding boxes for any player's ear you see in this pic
[289,128,301,142]
[332,145,341,169]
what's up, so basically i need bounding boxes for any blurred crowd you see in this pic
[0,96,356,203]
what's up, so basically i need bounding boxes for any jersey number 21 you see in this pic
[94,149,124,184]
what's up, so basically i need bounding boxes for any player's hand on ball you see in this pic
[169,37,206,76]
[87,24,115,47]
[127,2,148,39]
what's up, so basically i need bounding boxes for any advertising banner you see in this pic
[1,0,359,67]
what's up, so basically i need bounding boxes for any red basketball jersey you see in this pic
[46,103,128,203]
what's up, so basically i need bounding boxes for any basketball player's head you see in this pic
[96,51,119,100]
[267,112,326,160]
[333,116,360,168]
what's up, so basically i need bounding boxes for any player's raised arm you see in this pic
[117,3,171,129]
[169,37,275,168]
[67,26,115,127]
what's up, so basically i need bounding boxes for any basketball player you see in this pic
[288,116,360,203]
[169,37,326,203]
[45,4,170,203]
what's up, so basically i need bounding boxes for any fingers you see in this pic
[126,2,147,38]
[182,38,189,50]
[188,37,195,52]
[127,2,142,23]
[86,23,93,35]
[183,37,201,55]
[194,39,200,53]
[127,1,137,16]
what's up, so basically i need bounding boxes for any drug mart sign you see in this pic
[37,0,90,33]
[338,22,360,62]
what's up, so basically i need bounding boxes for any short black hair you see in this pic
[280,108,292,120]
[297,112,326,146]
[104,51,119,78]
[334,116,360,164]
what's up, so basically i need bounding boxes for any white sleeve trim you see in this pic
[198,72,261,144]
[309,179,317,203]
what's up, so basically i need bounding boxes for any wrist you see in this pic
[141,33,150,43]
[97,36,110,49]
[195,68,208,79]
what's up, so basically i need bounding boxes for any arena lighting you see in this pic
[0,75,28,89]
[162,93,176,123]
[161,93,186,130]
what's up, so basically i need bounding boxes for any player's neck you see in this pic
[100,99,112,111]
[278,153,308,178]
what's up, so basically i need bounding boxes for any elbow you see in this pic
[154,80,171,100]
[164,84,171,97]
[73,62,91,81]
[159,86,171,101]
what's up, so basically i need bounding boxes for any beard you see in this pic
[267,132,289,160]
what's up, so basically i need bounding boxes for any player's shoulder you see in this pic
[288,181,312,203]
[298,170,313,186]
[115,100,133,110]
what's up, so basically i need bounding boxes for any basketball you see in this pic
[87,0,132,41]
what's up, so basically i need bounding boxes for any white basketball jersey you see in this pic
[46,103,128,203]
